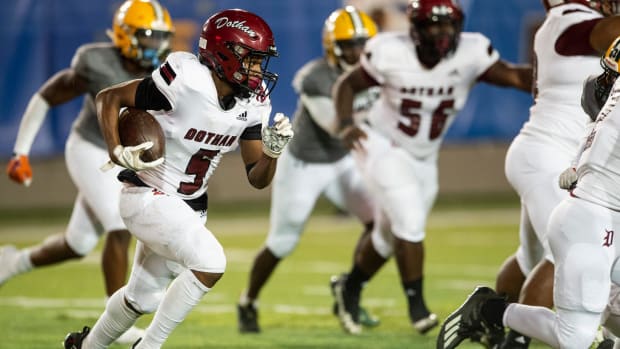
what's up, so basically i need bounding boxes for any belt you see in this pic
[117,169,208,211]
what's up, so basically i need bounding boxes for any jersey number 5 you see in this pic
[178,149,220,195]
[398,99,454,140]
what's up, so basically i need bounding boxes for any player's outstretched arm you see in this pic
[479,60,533,93]
[7,68,88,186]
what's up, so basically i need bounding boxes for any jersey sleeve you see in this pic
[359,34,388,85]
[466,33,500,79]
[70,44,102,91]
[293,60,330,97]
[151,52,186,111]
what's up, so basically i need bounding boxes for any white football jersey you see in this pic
[521,3,603,153]
[360,31,499,159]
[574,80,620,211]
[137,52,271,200]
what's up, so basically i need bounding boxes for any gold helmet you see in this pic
[108,0,175,68]
[322,6,377,70]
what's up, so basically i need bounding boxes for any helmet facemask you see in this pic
[333,37,368,71]
[411,16,462,68]
[131,28,173,69]
[223,42,278,99]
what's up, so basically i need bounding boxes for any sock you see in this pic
[345,264,369,293]
[480,297,507,328]
[136,269,210,349]
[84,287,141,349]
[16,249,33,274]
[238,290,256,307]
[402,278,430,321]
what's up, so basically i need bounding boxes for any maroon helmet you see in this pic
[407,0,464,67]
[198,9,278,98]
[542,0,620,15]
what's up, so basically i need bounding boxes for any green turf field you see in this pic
[0,198,552,348]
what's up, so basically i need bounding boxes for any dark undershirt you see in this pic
[555,18,600,56]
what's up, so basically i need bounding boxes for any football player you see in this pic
[330,0,533,336]
[236,6,381,333]
[493,0,620,347]
[63,8,293,349]
[2,0,173,344]
[436,36,620,349]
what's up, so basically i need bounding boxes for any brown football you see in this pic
[118,107,165,163]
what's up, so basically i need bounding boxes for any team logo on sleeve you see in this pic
[159,62,177,85]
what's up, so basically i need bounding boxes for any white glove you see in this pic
[558,167,577,190]
[262,113,294,158]
[110,142,163,172]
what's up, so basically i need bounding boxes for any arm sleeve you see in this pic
[240,124,261,140]
[135,77,172,111]
[300,94,338,135]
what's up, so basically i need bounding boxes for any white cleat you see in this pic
[0,245,20,286]
[115,326,145,345]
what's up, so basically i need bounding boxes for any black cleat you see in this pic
[596,339,615,349]
[330,275,380,328]
[237,303,260,333]
[437,286,505,349]
[63,326,91,349]
[330,274,362,334]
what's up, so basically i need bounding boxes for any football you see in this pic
[118,107,165,163]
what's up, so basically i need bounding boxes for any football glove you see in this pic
[6,154,32,186]
[109,142,163,172]
[262,113,294,158]
[558,167,577,190]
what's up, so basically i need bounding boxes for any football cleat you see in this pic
[330,274,362,335]
[237,303,260,333]
[330,275,380,328]
[63,326,90,349]
[596,339,615,349]
[436,286,505,349]
[115,325,145,345]
[413,312,439,335]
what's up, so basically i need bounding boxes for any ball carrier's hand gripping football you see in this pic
[101,108,165,172]
[261,112,294,158]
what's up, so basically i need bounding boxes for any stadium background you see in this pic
[0,0,545,208]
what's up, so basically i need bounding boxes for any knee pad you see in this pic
[370,229,393,258]
[124,285,165,315]
[65,230,99,256]
[266,231,301,258]
[197,242,227,274]
[555,243,610,313]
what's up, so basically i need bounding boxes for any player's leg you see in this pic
[500,136,572,348]
[122,186,224,348]
[0,194,99,287]
[325,155,382,327]
[72,241,171,348]
[380,152,438,334]
[65,131,143,344]
[508,198,614,348]
[238,150,328,332]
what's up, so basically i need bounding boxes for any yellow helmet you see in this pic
[322,6,378,69]
[603,36,620,74]
[108,0,175,68]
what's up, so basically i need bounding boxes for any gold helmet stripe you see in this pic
[345,6,365,38]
